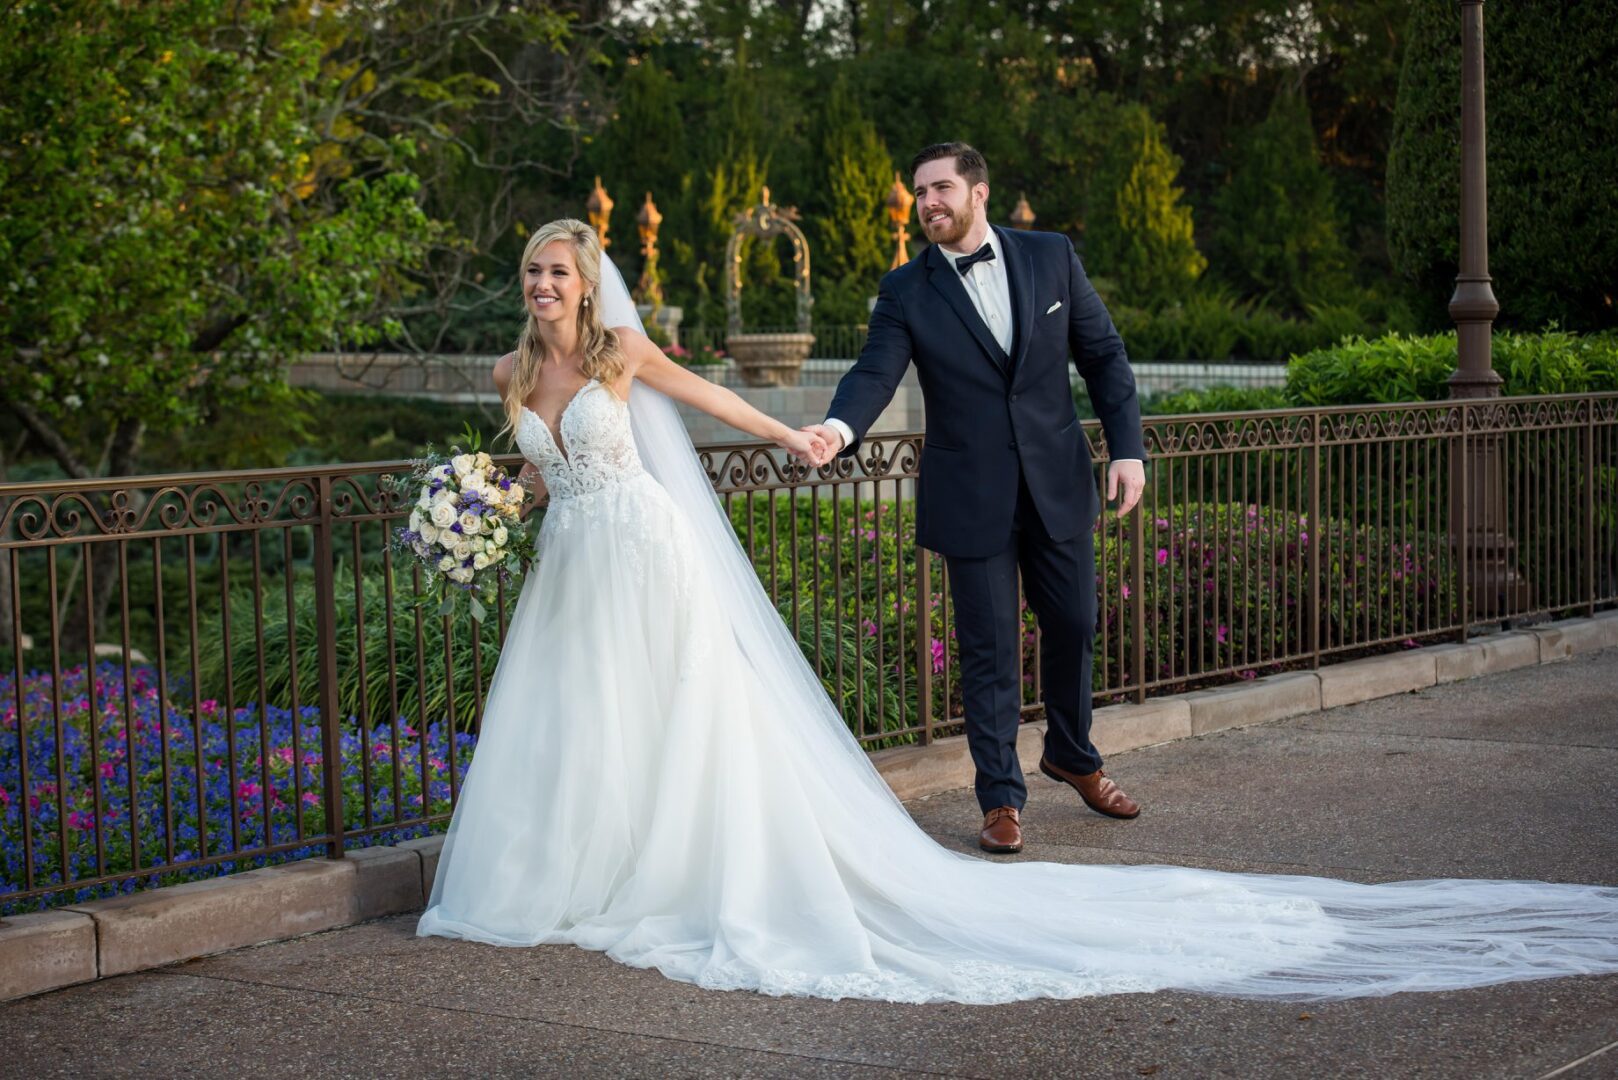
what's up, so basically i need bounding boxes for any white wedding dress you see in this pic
[416,269,1618,1004]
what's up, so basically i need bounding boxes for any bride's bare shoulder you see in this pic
[613,325,653,352]
[612,327,661,373]
[493,351,517,393]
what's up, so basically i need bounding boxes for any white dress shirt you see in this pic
[825,228,1139,467]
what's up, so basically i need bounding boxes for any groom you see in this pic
[805,143,1147,854]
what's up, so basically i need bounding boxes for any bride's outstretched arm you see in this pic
[620,329,824,461]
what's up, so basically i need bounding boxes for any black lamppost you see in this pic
[1448,0,1525,621]
[1448,0,1502,397]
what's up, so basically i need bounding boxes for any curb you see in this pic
[4,610,1615,1001]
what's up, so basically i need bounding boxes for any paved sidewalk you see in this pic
[3,650,1615,1079]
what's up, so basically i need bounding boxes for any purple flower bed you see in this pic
[1,662,475,916]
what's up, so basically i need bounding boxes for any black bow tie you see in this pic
[955,243,995,275]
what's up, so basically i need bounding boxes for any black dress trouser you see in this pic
[943,477,1101,814]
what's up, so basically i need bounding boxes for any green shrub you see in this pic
[1115,504,1458,685]
[193,559,504,736]
[1286,329,1618,406]
[1114,285,1406,363]
[1144,386,1291,416]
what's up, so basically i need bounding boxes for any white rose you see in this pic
[451,453,476,476]
[459,474,484,497]
[418,484,433,502]
[437,554,456,572]
[429,502,456,528]
[408,509,423,532]
[506,483,525,504]
[419,523,440,545]
[475,451,493,469]
[452,540,473,561]
[458,511,482,535]
[472,553,491,570]
[493,526,509,546]
[435,463,453,481]
[449,567,475,584]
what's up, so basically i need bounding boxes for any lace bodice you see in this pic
[516,380,647,503]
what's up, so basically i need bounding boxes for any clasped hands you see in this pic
[779,424,839,468]
[784,425,1146,517]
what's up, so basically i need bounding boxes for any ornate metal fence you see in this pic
[3,393,1614,912]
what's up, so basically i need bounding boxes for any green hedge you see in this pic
[1112,286,1415,363]
[1286,329,1618,406]
[1388,1,1618,331]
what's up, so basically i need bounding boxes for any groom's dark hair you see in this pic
[911,142,988,188]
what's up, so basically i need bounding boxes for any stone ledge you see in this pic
[63,857,359,978]
[0,910,97,1000]
[1533,615,1618,662]
[396,835,445,901]
[1317,650,1436,710]
[347,845,424,921]
[1181,672,1322,736]
[1429,632,1542,684]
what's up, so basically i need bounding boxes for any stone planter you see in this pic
[636,302,684,347]
[725,331,815,387]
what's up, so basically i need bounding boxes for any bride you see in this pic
[416,218,1618,1003]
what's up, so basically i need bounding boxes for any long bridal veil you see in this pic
[601,258,1618,1003]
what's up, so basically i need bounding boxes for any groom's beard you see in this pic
[923,204,974,247]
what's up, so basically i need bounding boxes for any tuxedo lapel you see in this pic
[996,225,1038,384]
[924,245,1011,379]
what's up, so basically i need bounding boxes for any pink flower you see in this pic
[238,780,261,802]
[199,699,218,715]
[930,638,946,674]
[66,810,96,831]
[98,762,116,779]
[1155,548,1169,566]
[301,791,321,806]
[1217,624,1229,643]
[862,619,878,637]
[1120,583,1131,599]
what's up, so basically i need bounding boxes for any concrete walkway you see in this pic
[3,650,1615,1079]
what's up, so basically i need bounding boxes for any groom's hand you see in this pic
[1107,459,1146,517]
[800,424,843,466]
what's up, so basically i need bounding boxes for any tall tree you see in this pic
[1211,89,1349,309]
[1085,107,1208,309]
[1388,0,1618,330]
[807,79,894,324]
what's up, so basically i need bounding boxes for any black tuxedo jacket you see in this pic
[826,225,1147,558]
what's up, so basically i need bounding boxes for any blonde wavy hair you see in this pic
[499,218,627,444]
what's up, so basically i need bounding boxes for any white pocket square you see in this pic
[1045,301,1063,315]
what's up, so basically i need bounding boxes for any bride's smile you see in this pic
[524,245,584,321]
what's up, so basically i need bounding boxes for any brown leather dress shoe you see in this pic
[979,806,1023,853]
[1039,757,1140,819]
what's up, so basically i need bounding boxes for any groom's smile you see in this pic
[913,157,987,250]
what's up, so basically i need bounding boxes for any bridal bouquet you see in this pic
[389,426,537,622]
